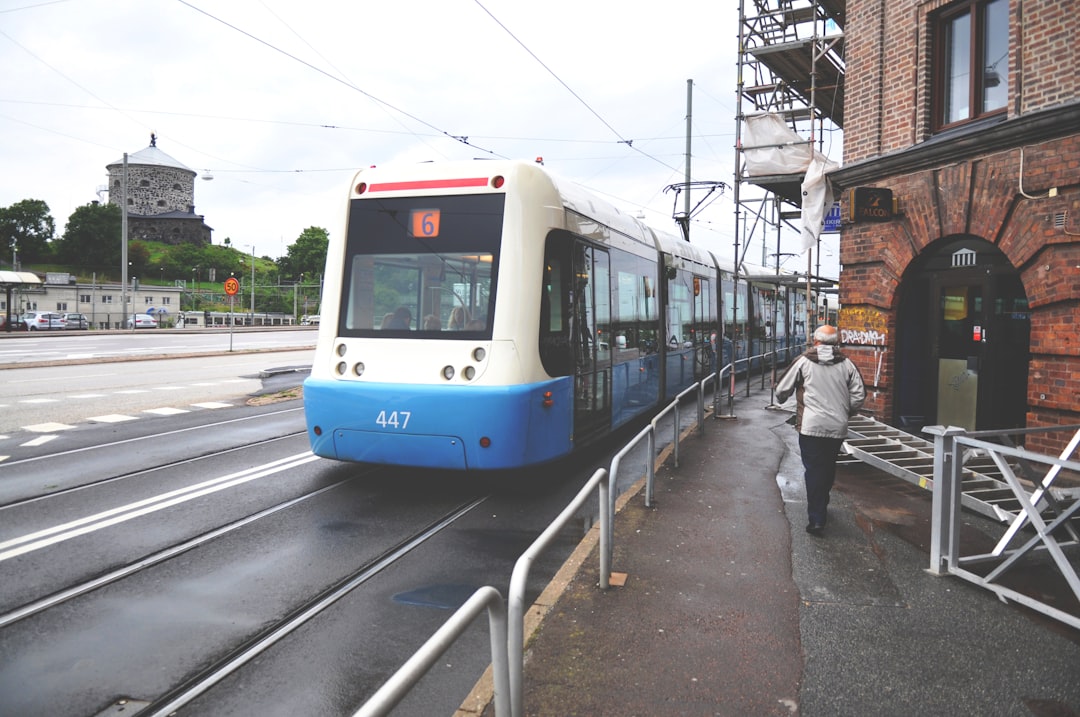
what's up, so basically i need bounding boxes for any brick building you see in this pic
[106,134,212,246]
[829,0,1079,453]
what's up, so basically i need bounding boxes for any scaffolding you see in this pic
[734,0,845,330]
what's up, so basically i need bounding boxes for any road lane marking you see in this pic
[0,452,319,562]
[21,435,58,447]
[143,407,189,416]
[18,398,59,404]
[24,423,76,432]
[87,414,139,423]
[191,402,232,409]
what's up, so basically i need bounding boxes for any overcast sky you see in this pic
[1,0,839,277]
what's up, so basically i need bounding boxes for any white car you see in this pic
[127,314,159,329]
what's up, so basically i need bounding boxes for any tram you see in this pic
[303,160,811,470]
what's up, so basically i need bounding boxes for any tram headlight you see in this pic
[442,365,455,380]
[472,347,486,362]
[335,362,347,375]
[463,366,476,381]
[336,343,347,357]
[353,362,365,377]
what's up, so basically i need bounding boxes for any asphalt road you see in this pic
[0,346,607,716]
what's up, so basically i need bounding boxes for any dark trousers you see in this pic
[798,434,845,526]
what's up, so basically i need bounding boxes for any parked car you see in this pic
[63,312,90,330]
[127,314,158,329]
[0,314,27,331]
[22,311,67,330]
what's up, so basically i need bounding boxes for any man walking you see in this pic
[775,325,866,536]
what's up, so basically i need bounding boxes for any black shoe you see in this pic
[806,523,825,536]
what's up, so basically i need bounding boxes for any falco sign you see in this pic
[847,187,895,223]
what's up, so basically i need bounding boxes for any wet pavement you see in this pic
[462,385,1080,717]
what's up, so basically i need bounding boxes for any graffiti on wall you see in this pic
[840,306,888,346]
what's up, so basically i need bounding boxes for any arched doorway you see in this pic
[895,235,1030,431]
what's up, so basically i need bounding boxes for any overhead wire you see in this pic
[175,0,507,160]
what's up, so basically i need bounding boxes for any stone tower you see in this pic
[106,134,212,246]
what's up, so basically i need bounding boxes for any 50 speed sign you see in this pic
[224,277,240,296]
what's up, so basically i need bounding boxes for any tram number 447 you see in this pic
[376,410,411,430]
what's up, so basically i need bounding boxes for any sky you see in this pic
[0,0,840,278]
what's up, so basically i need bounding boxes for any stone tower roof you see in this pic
[106,133,194,174]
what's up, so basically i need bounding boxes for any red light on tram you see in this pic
[355,182,368,195]
[542,391,554,408]
[491,175,505,189]
[313,425,323,436]
[479,436,492,448]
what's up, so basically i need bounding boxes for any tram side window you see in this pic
[721,275,747,364]
[611,251,660,358]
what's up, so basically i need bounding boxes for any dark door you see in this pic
[928,269,1030,431]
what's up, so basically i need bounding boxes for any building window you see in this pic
[162,297,172,305]
[145,297,154,305]
[140,179,150,187]
[933,0,1008,130]
[56,302,68,311]
[79,294,91,303]
[102,295,113,304]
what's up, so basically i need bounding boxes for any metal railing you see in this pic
[924,423,1080,630]
[353,586,510,717]
[353,376,722,717]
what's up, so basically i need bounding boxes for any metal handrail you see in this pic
[354,379,725,717]
[353,586,510,717]
[508,468,610,717]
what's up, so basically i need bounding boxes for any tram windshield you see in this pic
[338,193,504,337]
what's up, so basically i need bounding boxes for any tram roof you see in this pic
[743,271,835,290]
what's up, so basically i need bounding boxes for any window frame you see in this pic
[931,0,1009,132]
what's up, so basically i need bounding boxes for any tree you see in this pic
[0,199,55,265]
[278,226,329,281]
[54,202,122,271]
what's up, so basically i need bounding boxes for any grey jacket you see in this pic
[775,345,866,439]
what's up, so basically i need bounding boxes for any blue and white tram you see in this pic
[303,159,809,470]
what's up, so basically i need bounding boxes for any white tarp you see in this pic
[742,114,839,252]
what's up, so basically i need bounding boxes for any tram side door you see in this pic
[571,244,612,442]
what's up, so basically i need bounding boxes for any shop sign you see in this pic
[847,187,895,222]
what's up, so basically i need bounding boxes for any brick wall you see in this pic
[844,0,1080,163]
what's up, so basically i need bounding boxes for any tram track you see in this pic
[139,494,489,717]
[0,464,358,630]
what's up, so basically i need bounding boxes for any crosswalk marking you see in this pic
[191,402,232,409]
[143,407,190,416]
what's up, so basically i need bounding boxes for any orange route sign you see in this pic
[224,277,240,296]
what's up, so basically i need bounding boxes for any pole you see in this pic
[250,244,256,318]
[683,78,692,242]
[121,153,128,330]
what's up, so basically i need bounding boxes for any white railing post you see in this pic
[924,425,966,576]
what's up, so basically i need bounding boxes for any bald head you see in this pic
[813,325,839,345]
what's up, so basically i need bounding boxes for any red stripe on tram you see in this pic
[368,177,490,192]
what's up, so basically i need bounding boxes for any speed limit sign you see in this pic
[224,277,240,296]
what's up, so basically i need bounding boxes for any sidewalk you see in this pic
[468,386,1080,716]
